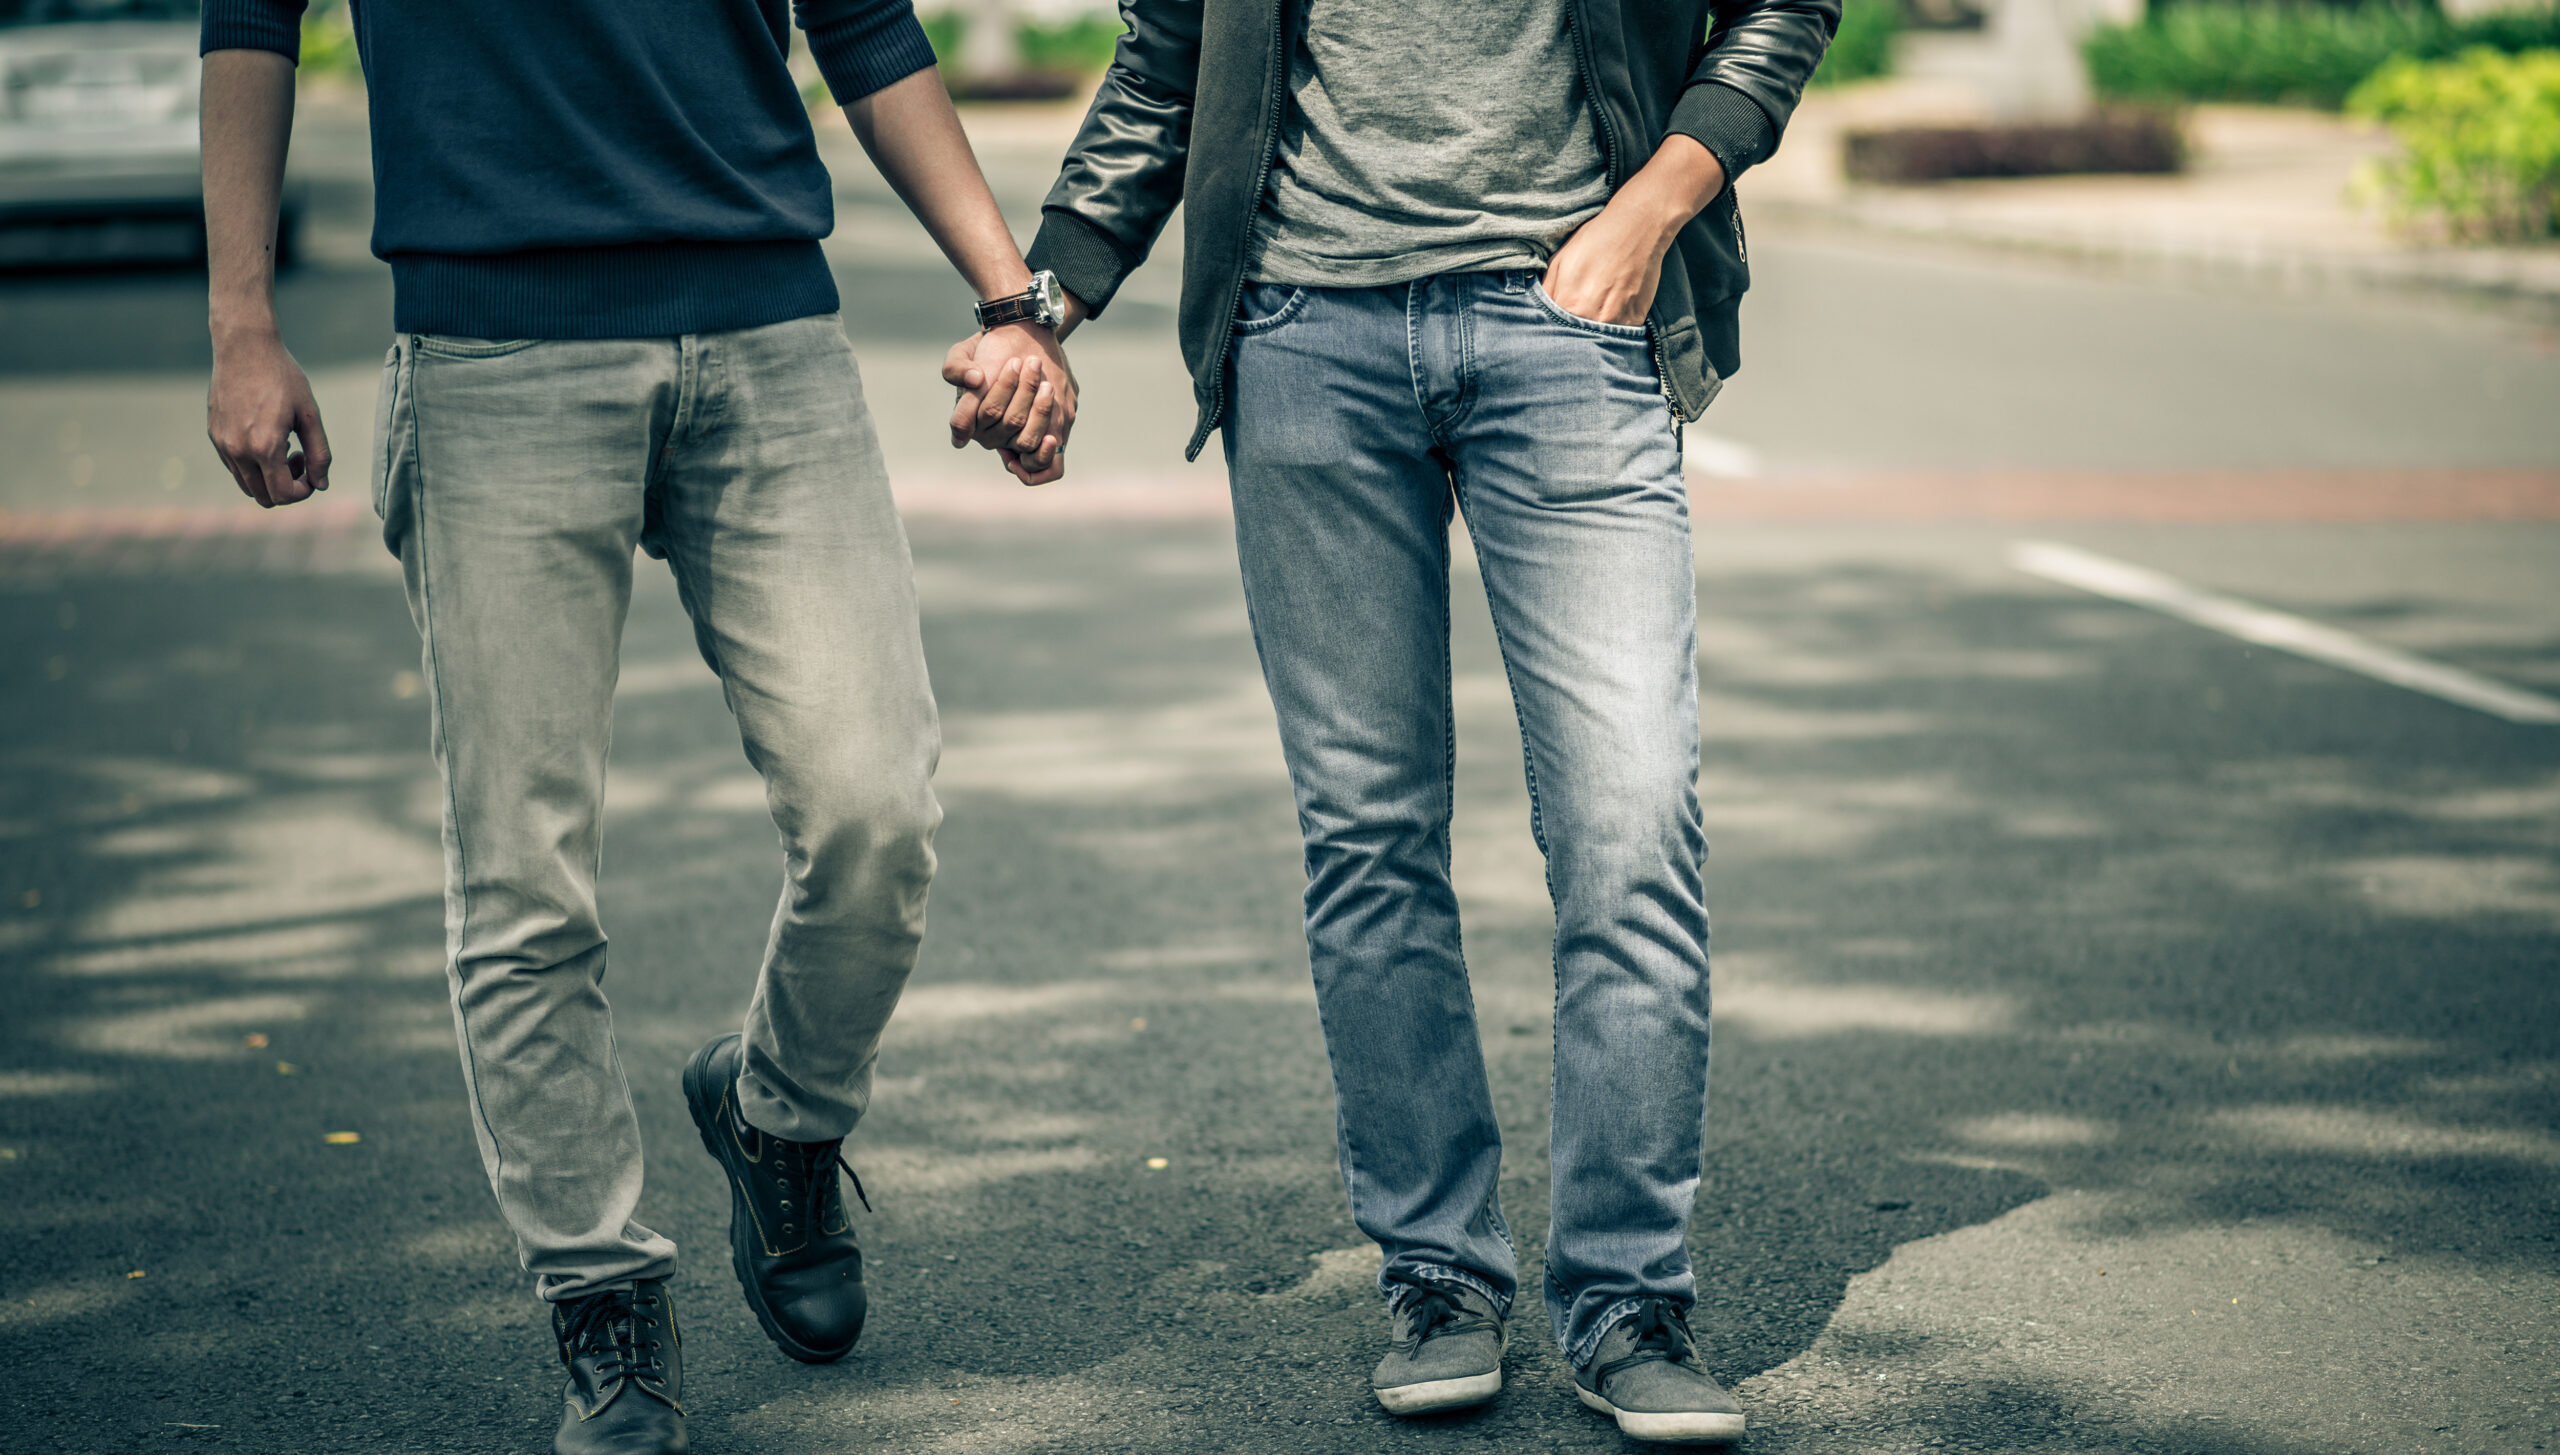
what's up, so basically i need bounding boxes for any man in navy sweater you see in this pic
[200,3,1071,1450]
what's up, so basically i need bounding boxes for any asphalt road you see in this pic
[2,102,2557,1455]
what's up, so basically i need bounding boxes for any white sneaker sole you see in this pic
[1576,1384,1747,1443]
[1375,1370,1502,1415]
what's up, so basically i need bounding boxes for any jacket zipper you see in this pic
[1190,0,1293,460]
[1562,0,1683,419]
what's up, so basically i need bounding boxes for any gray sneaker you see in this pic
[1573,1299,1745,1444]
[1370,1279,1505,1415]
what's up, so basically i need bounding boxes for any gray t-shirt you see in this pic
[1245,0,1613,288]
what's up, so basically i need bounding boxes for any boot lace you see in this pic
[733,1096,872,1239]
[556,1283,674,1388]
[769,1136,871,1238]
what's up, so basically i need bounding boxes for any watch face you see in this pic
[1035,271,1064,323]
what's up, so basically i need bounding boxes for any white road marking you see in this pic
[1682,433,1762,480]
[2009,540,2560,726]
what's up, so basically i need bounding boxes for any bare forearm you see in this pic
[201,48,296,344]
[1613,133,1729,254]
[842,68,1030,302]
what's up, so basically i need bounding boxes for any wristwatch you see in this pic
[975,270,1065,331]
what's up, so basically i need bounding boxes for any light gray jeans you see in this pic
[370,313,941,1301]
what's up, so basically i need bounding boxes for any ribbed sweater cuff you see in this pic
[804,1,941,104]
[1668,81,1779,183]
[1026,209,1136,318]
[199,0,306,61]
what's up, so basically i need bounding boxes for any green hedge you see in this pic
[2350,46,2560,240]
[298,0,361,81]
[1809,0,1904,87]
[1018,14,1125,73]
[921,10,1125,77]
[2086,2,2560,110]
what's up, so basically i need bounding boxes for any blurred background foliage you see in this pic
[285,0,2556,246]
[2085,2,2560,109]
[921,8,1123,80]
[1812,0,1909,86]
[2350,45,2560,238]
[297,0,358,82]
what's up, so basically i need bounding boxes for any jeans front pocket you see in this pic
[1528,280,1651,340]
[1233,282,1309,335]
[370,338,415,553]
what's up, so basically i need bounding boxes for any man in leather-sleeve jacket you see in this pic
[957,0,1832,1440]
[1014,0,1834,459]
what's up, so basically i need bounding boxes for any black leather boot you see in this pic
[683,1033,869,1363]
[552,1279,686,1455]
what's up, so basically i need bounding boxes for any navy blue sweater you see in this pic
[203,0,938,338]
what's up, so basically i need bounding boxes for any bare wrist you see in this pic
[972,264,1035,303]
[1618,133,1727,246]
[210,312,282,352]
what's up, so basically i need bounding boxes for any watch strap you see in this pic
[976,292,1046,329]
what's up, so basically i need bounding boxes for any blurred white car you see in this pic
[0,0,301,265]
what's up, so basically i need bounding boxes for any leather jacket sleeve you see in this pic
[1025,0,1203,317]
[1668,0,1840,181]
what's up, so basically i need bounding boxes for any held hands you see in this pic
[943,320,1078,486]
[208,329,331,508]
[1540,134,1729,329]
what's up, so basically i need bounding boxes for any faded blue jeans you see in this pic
[372,314,941,1302]
[1223,271,1711,1368]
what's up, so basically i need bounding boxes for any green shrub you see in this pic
[2087,1,2560,111]
[1810,0,1902,87]
[2350,46,2560,240]
[2085,3,2440,108]
[921,9,968,74]
[2451,7,2560,56]
[919,10,1124,78]
[1018,13,1126,74]
[298,0,362,82]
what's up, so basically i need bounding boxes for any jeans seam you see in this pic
[1450,475,1552,869]
[646,337,695,496]
[1225,462,1383,1254]
[408,354,518,1243]
[1404,281,1440,450]
[1447,280,1480,436]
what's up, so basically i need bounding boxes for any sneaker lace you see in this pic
[1390,1282,1490,1347]
[1598,1298,1696,1381]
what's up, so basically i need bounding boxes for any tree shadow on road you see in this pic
[1,521,2553,1454]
